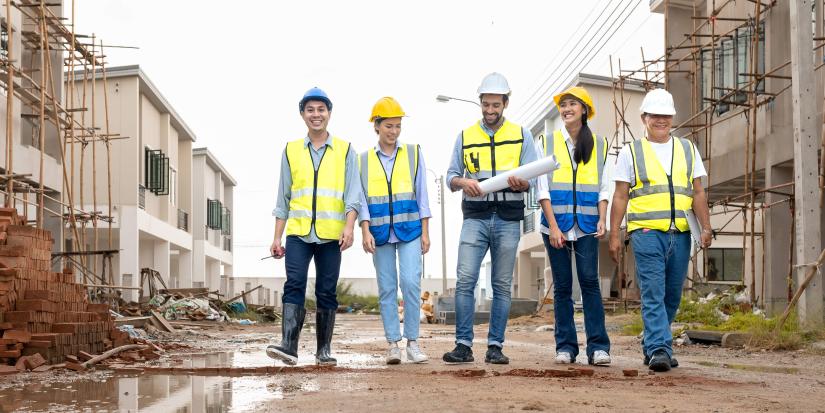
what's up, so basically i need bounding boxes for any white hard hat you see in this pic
[477,72,511,95]
[639,88,676,115]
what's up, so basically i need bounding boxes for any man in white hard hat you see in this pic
[442,72,539,365]
[608,88,712,372]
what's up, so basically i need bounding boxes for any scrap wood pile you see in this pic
[0,209,157,375]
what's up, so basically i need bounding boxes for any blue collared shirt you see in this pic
[273,133,362,244]
[446,119,539,190]
[359,141,432,243]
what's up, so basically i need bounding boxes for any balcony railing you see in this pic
[522,211,536,234]
[138,185,146,209]
[223,236,232,252]
[177,209,189,232]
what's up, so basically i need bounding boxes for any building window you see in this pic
[144,146,170,196]
[522,211,535,234]
[700,22,765,115]
[706,248,744,282]
[169,166,178,206]
[1,23,8,60]
[207,199,223,230]
[221,207,231,236]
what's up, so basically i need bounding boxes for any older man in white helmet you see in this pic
[609,88,712,372]
[442,72,539,365]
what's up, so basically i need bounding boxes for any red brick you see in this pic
[24,353,46,370]
[32,364,53,373]
[0,338,17,345]
[51,323,79,334]
[64,355,80,364]
[3,311,35,322]
[16,300,53,312]
[65,362,86,371]
[86,303,110,313]
[26,340,54,349]
[0,365,18,376]
[14,356,28,371]
[30,333,57,343]
[3,330,31,343]
[0,322,12,330]
[24,290,54,301]
[0,349,21,358]
[77,351,95,362]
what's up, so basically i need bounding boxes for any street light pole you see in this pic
[439,175,448,295]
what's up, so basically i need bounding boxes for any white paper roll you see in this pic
[476,156,559,195]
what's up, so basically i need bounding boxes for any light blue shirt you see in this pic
[273,133,362,244]
[446,119,539,191]
[359,141,432,244]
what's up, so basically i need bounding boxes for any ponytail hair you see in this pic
[573,107,594,164]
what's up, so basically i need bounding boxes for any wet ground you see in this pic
[1,313,825,412]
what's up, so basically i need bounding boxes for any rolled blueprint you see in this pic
[477,155,559,195]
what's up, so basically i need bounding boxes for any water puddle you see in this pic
[0,350,378,411]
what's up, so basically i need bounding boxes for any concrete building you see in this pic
[0,4,65,244]
[67,65,234,301]
[192,147,235,294]
[653,0,821,320]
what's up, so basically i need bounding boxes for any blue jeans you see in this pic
[542,234,609,360]
[630,230,690,358]
[283,236,341,310]
[455,215,520,348]
[374,238,422,342]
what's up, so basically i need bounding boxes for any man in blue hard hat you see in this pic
[266,87,362,366]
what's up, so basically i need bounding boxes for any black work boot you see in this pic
[484,345,510,364]
[647,350,672,372]
[315,308,337,366]
[266,303,306,365]
[644,353,679,368]
[442,343,474,364]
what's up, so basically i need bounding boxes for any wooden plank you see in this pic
[150,310,176,333]
[685,330,724,343]
[113,316,150,328]
[158,288,209,296]
[226,284,262,304]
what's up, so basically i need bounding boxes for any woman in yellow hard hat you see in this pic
[358,97,431,365]
[537,86,611,366]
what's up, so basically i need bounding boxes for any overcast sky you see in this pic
[74,0,663,279]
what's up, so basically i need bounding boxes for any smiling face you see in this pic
[375,117,402,148]
[642,113,673,141]
[480,94,508,128]
[559,97,585,128]
[301,100,330,133]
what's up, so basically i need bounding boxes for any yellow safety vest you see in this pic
[542,129,608,233]
[461,120,524,221]
[359,143,421,245]
[285,137,350,239]
[627,137,695,232]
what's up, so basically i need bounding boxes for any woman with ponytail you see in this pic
[537,86,611,366]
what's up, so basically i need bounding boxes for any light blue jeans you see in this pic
[374,238,422,342]
[630,229,691,358]
[455,215,521,348]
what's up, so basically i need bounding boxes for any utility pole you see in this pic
[439,175,448,295]
[789,0,823,323]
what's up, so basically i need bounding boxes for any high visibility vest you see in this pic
[359,143,422,246]
[284,137,350,239]
[460,120,525,221]
[627,137,695,232]
[540,129,608,233]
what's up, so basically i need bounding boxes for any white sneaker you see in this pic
[406,341,428,363]
[554,351,574,364]
[590,350,611,366]
[386,344,402,365]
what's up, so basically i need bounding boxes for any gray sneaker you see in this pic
[406,341,428,363]
[386,344,402,365]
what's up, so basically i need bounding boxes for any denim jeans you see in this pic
[455,214,521,348]
[374,238,422,342]
[542,234,609,360]
[630,229,691,358]
[283,236,341,310]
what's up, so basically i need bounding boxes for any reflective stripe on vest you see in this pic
[285,137,349,239]
[359,143,422,245]
[540,129,607,233]
[460,120,525,220]
[627,137,694,232]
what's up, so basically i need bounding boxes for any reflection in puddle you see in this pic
[0,351,372,412]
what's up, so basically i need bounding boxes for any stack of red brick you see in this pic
[0,208,130,372]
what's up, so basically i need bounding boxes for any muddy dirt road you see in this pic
[1,314,823,412]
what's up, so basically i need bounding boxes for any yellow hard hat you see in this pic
[369,96,406,122]
[553,86,595,120]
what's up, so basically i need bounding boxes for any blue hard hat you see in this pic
[299,87,332,112]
